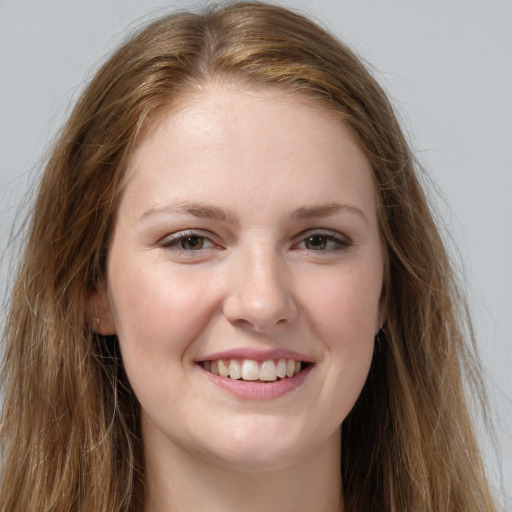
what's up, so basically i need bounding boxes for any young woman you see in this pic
[0,2,498,511]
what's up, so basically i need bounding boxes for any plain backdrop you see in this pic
[1,0,510,504]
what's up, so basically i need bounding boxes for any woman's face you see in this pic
[98,87,384,471]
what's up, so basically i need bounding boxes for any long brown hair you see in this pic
[0,2,498,510]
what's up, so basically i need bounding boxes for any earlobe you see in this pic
[88,287,116,335]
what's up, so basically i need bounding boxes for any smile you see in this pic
[201,358,307,382]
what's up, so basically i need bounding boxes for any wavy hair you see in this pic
[0,2,497,511]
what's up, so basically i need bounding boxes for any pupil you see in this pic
[306,235,326,250]
[181,236,203,250]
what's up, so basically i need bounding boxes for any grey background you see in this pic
[1,0,510,504]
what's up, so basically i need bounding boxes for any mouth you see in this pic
[199,358,312,383]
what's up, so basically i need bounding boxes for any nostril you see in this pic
[222,295,298,333]
[221,260,298,331]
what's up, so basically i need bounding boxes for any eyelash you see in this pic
[159,229,352,256]
[292,231,352,252]
[159,231,217,255]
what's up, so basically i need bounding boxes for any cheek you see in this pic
[107,262,225,415]
[302,264,382,342]
[107,259,222,362]
[299,263,380,418]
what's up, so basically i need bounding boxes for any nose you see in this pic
[222,246,298,333]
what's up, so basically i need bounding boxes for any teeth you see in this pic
[218,360,229,378]
[241,360,259,381]
[286,359,295,378]
[260,360,277,381]
[229,360,241,379]
[202,358,306,382]
[276,359,287,378]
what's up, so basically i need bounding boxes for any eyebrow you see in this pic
[140,201,238,223]
[140,201,368,226]
[292,203,368,225]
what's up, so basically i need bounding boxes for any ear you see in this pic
[88,286,116,335]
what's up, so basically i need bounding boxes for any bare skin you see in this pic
[94,85,383,512]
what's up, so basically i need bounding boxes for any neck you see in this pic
[143,429,344,512]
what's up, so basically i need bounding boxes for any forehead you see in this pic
[121,86,376,223]
[129,82,355,166]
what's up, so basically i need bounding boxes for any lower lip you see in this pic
[200,364,313,399]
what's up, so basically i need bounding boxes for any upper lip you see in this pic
[195,348,315,363]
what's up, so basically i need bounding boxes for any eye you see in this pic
[175,235,210,251]
[160,232,217,252]
[293,231,351,252]
[304,234,331,250]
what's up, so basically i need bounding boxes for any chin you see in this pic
[212,445,302,473]
[199,416,312,472]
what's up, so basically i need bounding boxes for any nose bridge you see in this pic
[222,241,297,331]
